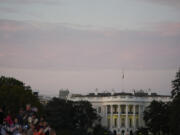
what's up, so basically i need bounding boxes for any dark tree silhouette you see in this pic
[0,76,42,114]
[170,68,180,135]
[143,100,170,135]
[45,98,102,135]
[171,68,180,98]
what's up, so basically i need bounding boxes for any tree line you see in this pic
[141,68,180,135]
[1,68,180,135]
[0,76,111,135]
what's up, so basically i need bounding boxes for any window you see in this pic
[129,118,132,127]
[121,118,125,127]
[136,117,139,128]
[107,105,111,114]
[114,118,117,128]
[121,105,125,114]
[129,106,133,114]
[98,107,101,113]
[113,105,118,114]
[135,106,139,114]
[108,118,110,128]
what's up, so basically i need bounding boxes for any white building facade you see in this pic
[69,92,170,135]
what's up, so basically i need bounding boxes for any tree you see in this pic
[171,68,180,98]
[45,98,100,135]
[169,68,180,135]
[136,127,149,135]
[73,100,100,135]
[45,98,74,134]
[169,95,180,135]
[92,124,112,135]
[143,100,170,135]
[0,76,42,114]
[143,68,180,135]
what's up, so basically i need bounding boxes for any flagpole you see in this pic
[122,69,124,92]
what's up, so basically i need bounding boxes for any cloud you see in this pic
[0,19,179,71]
[139,0,180,8]
[153,22,180,36]
[0,7,19,14]
[0,0,62,4]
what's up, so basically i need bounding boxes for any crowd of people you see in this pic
[0,104,55,135]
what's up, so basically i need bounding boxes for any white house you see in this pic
[68,90,171,135]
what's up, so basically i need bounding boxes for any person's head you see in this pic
[30,124,35,130]
[49,129,56,135]
[43,121,48,127]
[39,121,43,126]
[19,108,24,114]
[26,104,31,111]
[40,116,44,122]
[14,118,18,124]
[32,113,36,119]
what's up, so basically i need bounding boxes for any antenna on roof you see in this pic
[111,89,115,95]
[95,88,98,95]
[148,88,151,95]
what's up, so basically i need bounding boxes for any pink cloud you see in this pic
[0,20,27,32]
[158,22,180,36]
[0,19,179,70]
[148,22,180,36]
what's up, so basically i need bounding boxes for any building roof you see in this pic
[71,90,170,98]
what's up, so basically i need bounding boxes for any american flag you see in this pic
[122,72,124,79]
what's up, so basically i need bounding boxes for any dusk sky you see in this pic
[0,0,179,96]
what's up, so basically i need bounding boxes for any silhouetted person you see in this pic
[0,107,5,125]
[130,130,133,135]
[121,130,125,135]
[113,130,117,135]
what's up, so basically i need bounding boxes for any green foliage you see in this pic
[171,68,180,98]
[143,100,170,135]
[45,98,74,131]
[93,124,112,135]
[143,68,180,135]
[169,68,180,135]
[0,76,42,114]
[45,98,101,135]
[136,127,149,135]
[169,95,180,135]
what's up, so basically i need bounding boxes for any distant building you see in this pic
[33,91,39,97]
[38,95,52,105]
[59,89,69,99]
[68,90,171,135]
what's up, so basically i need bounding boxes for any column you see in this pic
[111,105,113,129]
[105,105,108,127]
[138,105,141,127]
[118,104,120,129]
[133,105,136,130]
[125,104,128,129]
[142,105,145,127]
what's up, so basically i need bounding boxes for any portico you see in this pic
[105,104,140,133]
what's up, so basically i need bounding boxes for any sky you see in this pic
[0,0,179,96]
